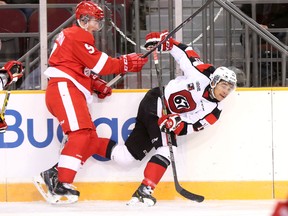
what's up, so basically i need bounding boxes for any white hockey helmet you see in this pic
[210,66,237,89]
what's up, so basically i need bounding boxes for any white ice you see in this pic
[0,200,277,216]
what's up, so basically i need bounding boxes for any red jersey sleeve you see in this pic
[70,27,124,76]
[72,37,123,76]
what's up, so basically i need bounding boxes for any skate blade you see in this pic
[32,176,78,205]
[54,194,79,204]
[33,176,60,204]
[126,197,155,207]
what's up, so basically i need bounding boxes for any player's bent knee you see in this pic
[154,146,177,164]
[111,144,136,166]
[62,129,91,156]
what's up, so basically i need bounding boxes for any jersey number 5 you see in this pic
[85,44,95,54]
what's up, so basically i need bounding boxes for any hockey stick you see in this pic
[106,0,214,87]
[153,50,204,202]
[0,89,11,121]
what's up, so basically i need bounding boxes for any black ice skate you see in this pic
[40,165,58,193]
[126,184,157,207]
[53,181,80,197]
[33,165,79,204]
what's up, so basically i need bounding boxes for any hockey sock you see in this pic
[81,134,117,163]
[58,129,90,183]
[142,154,170,189]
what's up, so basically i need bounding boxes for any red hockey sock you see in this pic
[58,167,76,183]
[141,154,170,189]
[57,129,90,183]
[81,135,116,163]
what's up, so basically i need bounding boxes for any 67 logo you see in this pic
[168,90,196,113]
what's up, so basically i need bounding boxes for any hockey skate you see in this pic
[126,184,157,207]
[33,166,79,204]
[52,181,80,203]
[41,165,58,193]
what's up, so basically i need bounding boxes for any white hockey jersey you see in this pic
[164,43,223,135]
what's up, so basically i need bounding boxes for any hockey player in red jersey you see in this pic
[34,0,148,204]
[108,31,237,206]
[0,60,23,133]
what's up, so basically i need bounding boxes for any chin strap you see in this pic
[208,87,221,103]
[209,87,216,99]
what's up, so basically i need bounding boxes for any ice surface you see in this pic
[0,200,277,216]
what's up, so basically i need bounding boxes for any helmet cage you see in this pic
[79,14,104,31]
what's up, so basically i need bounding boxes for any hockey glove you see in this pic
[119,53,148,73]
[144,30,174,51]
[91,74,112,99]
[158,114,184,135]
[0,60,23,88]
[0,117,8,133]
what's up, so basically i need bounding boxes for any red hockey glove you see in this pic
[0,60,23,88]
[158,114,184,135]
[119,53,148,73]
[0,117,8,133]
[272,201,288,216]
[144,30,174,51]
[91,74,112,99]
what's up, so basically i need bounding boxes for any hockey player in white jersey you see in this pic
[0,60,23,132]
[109,31,237,206]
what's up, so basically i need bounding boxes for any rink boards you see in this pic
[0,88,287,202]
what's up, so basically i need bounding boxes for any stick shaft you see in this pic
[107,0,214,87]
[142,0,214,58]
[0,90,11,120]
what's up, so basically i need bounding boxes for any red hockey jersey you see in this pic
[44,25,123,103]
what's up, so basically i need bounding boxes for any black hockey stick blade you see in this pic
[175,182,205,202]
[171,157,205,202]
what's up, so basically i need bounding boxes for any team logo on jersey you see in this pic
[187,83,194,90]
[168,90,196,113]
[174,95,190,110]
[84,67,91,76]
